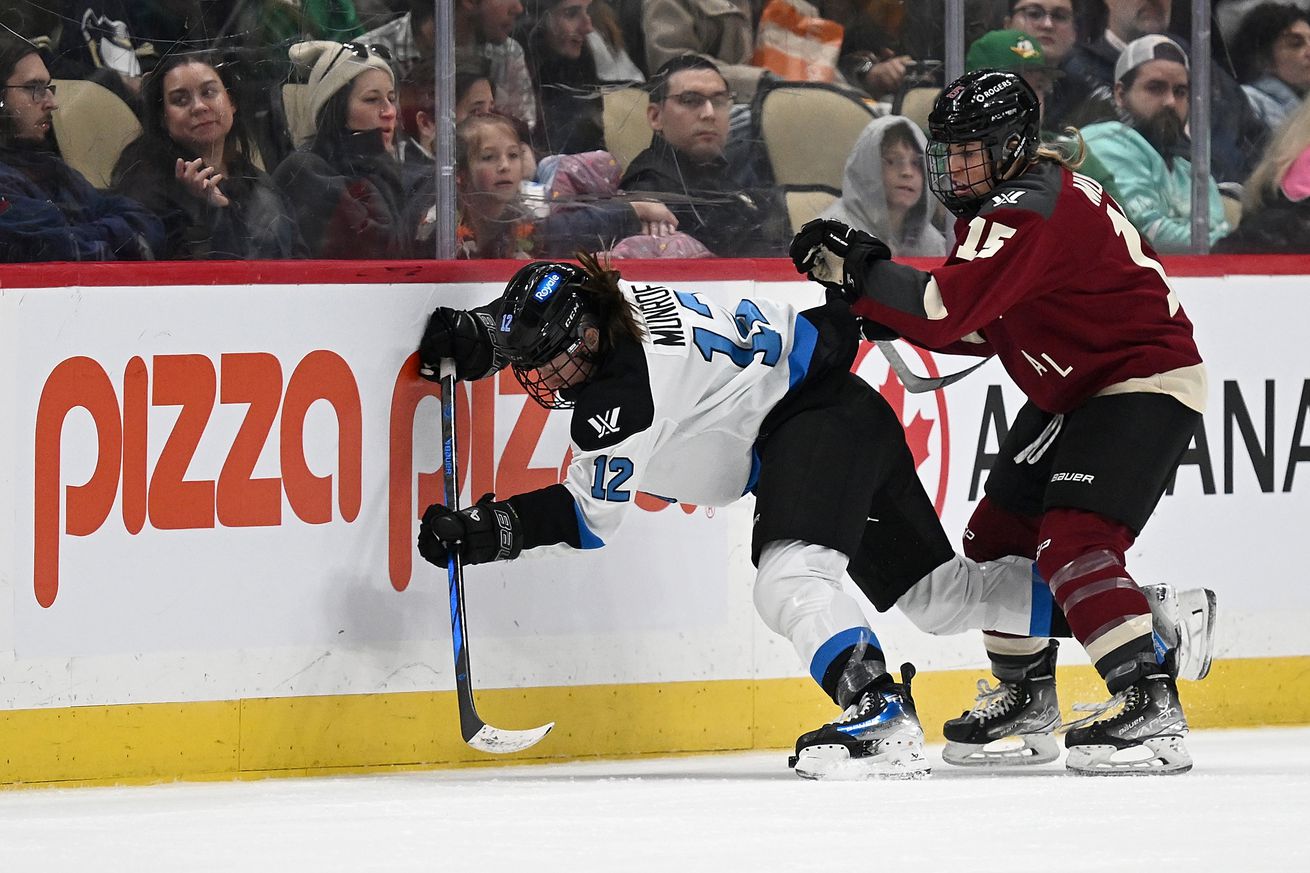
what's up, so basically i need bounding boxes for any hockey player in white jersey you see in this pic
[416,254,1058,780]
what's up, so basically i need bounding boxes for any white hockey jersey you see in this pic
[505,283,855,554]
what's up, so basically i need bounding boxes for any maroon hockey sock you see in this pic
[1036,508,1154,691]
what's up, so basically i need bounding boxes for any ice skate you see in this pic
[942,640,1062,767]
[1143,583,1218,681]
[790,663,930,780]
[1062,671,1192,775]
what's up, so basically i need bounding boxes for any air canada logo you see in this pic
[851,342,951,514]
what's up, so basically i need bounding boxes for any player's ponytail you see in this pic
[574,250,646,348]
[1032,127,1088,170]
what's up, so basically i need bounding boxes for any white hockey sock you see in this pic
[895,554,1044,636]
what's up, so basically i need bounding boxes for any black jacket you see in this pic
[112,144,304,260]
[618,135,788,257]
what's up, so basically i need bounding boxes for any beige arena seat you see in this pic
[602,85,652,173]
[756,83,876,191]
[50,79,143,189]
[898,86,941,134]
[784,187,838,234]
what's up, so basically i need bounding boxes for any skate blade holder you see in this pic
[942,734,1061,766]
[1066,736,1193,776]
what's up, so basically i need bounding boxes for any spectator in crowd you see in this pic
[1231,2,1310,131]
[619,55,789,257]
[1081,35,1230,251]
[1216,94,1310,251]
[357,0,436,80]
[457,67,497,120]
[818,115,946,257]
[520,0,607,154]
[272,40,416,259]
[458,0,536,127]
[642,0,767,101]
[967,29,1061,113]
[361,0,536,127]
[834,0,918,103]
[1065,0,1269,182]
[0,33,162,261]
[453,110,676,257]
[588,0,645,81]
[1001,0,1117,127]
[111,52,303,260]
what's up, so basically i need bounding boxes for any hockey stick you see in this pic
[439,358,555,753]
[874,340,989,394]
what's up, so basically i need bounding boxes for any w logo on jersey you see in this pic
[589,407,621,437]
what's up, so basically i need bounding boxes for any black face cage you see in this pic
[925,134,1025,214]
[510,334,594,410]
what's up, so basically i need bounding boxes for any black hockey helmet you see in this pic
[497,260,598,408]
[926,69,1040,214]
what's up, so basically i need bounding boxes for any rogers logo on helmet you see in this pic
[973,82,1009,102]
[534,272,562,302]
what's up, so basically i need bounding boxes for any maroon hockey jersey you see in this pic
[848,162,1204,414]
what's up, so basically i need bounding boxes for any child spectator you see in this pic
[272,40,416,259]
[112,52,303,260]
[0,32,161,261]
[454,111,675,257]
[819,116,946,257]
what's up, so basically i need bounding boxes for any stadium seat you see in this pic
[755,82,876,191]
[783,187,839,234]
[50,79,142,189]
[898,86,941,134]
[601,85,652,173]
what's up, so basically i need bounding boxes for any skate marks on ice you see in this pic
[0,728,1305,873]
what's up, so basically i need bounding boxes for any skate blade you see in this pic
[1065,735,1193,776]
[793,727,932,781]
[1177,588,1218,681]
[942,734,1061,767]
[793,745,932,781]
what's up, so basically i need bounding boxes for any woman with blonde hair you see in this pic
[1216,96,1310,252]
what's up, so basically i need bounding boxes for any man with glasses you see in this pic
[618,55,788,257]
[1002,0,1116,128]
[0,32,161,261]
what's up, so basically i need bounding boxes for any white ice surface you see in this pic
[2,727,1307,872]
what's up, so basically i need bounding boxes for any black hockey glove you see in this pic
[788,219,892,301]
[858,319,900,342]
[417,493,523,568]
[418,307,496,382]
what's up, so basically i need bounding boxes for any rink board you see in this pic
[0,257,1307,786]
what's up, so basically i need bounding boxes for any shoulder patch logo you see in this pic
[589,406,622,438]
[991,190,1026,208]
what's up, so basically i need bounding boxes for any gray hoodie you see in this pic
[820,116,947,258]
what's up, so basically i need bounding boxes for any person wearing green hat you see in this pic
[966,29,1062,114]
[967,28,1117,187]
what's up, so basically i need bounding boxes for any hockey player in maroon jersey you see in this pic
[790,68,1217,775]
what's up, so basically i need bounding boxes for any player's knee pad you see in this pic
[753,539,849,636]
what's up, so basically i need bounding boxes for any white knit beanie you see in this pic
[290,40,395,128]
